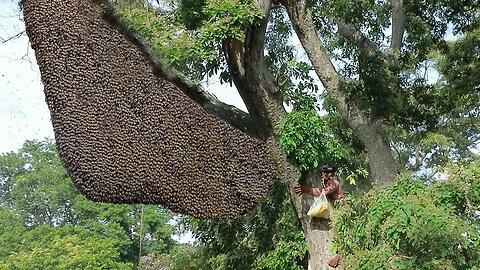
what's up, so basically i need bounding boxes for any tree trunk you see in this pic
[281,0,398,188]
[290,174,336,270]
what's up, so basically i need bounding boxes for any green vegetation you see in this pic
[0,140,182,269]
[333,169,480,269]
[108,0,479,268]
[1,140,479,269]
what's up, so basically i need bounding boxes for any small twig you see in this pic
[414,144,422,169]
[0,30,25,43]
[425,166,438,183]
[138,204,145,262]
[463,182,475,215]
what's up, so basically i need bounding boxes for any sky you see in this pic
[0,1,246,155]
[0,2,54,154]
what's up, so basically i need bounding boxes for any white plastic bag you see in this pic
[307,191,334,219]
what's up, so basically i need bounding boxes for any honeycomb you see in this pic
[22,0,275,219]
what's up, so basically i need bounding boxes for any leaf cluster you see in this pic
[264,8,320,111]
[0,140,178,268]
[332,163,480,269]
[278,109,348,171]
[309,0,478,133]
[0,223,133,270]
[113,0,263,83]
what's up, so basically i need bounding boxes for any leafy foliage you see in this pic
[436,20,480,109]
[332,162,480,269]
[0,140,178,268]
[0,225,133,270]
[11,0,480,268]
[113,0,263,83]
[278,110,348,171]
[264,8,320,111]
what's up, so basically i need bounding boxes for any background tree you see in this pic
[0,140,183,269]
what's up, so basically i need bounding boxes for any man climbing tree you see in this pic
[294,165,345,202]
[294,164,345,268]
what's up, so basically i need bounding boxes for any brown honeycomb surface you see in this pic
[22,0,275,219]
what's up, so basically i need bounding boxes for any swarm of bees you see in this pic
[22,0,275,219]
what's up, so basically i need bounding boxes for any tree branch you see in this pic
[390,0,406,51]
[280,0,398,187]
[222,0,287,140]
[463,181,475,215]
[148,51,258,137]
[333,1,404,65]
[388,254,412,270]
[336,21,378,55]
[0,30,25,43]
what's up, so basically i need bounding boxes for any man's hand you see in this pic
[294,185,302,195]
[294,184,312,195]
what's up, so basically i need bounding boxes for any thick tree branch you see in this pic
[222,1,286,140]
[336,19,401,70]
[390,0,406,51]
[336,21,378,55]
[149,53,258,137]
[281,0,397,188]
[334,1,404,63]
[222,2,337,268]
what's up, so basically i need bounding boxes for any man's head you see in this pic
[322,164,336,179]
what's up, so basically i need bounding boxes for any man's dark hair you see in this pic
[322,164,336,173]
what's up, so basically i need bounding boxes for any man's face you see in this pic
[323,172,332,179]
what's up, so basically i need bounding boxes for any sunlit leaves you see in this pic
[403,0,478,56]
[345,167,368,186]
[0,140,178,267]
[278,110,347,171]
[0,226,133,270]
[114,0,263,83]
[332,167,480,269]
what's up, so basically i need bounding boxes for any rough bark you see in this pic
[390,0,406,51]
[281,0,398,189]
